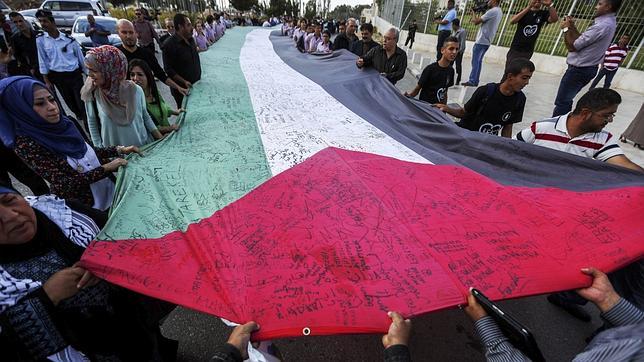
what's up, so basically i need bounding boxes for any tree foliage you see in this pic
[303,0,316,20]
[230,0,259,12]
[329,4,370,20]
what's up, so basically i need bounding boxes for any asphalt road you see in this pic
[42,51,604,362]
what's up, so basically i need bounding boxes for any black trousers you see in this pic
[47,69,88,132]
[501,48,534,82]
[437,30,451,60]
[404,34,415,48]
[0,144,50,195]
[504,48,534,71]
[171,87,184,108]
[454,52,464,84]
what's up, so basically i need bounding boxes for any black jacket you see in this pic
[333,32,358,51]
[359,45,408,84]
[351,39,379,57]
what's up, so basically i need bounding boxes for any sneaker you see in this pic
[547,294,591,322]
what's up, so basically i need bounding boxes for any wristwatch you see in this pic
[562,27,569,33]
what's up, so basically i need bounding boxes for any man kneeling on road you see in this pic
[435,58,534,138]
[516,88,643,172]
[356,28,407,85]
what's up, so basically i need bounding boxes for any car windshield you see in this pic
[74,19,116,34]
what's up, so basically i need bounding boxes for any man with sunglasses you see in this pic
[35,9,88,135]
[133,8,159,53]
[159,18,174,49]
[516,88,642,172]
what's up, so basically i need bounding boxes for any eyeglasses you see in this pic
[592,111,616,121]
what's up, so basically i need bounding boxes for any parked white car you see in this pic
[72,15,121,52]
[19,9,39,18]
[38,0,109,27]
[0,0,11,13]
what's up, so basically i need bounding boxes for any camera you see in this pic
[472,0,488,13]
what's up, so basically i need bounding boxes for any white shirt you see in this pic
[515,114,624,162]
[66,144,115,211]
[36,31,86,74]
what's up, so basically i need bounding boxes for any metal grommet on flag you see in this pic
[302,327,311,336]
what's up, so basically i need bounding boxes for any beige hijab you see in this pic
[80,45,138,126]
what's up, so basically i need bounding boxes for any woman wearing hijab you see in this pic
[0,76,137,211]
[81,45,163,148]
[0,184,177,361]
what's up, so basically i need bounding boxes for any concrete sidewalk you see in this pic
[399,45,644,167]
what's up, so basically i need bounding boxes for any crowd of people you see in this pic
[0,0,642,360]
[396,0,642,172]
[0,7,233,359]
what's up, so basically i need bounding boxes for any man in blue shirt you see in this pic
[35,10,88,136]
[85,14,110,46]
[434,0,457,61]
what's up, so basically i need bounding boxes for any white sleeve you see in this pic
[594,134,624,162]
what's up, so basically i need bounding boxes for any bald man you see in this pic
[115,19,187,96]
[356,28,407,84]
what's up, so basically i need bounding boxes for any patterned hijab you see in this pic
[80,45,138,126]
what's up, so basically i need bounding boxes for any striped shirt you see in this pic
[474,298,643,362]
[603,43,629,71]
[515,114,624,162]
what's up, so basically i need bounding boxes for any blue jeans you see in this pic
[468,43,489,85]
[552,65,598,117]
[590,67,618,89]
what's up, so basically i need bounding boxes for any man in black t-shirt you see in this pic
[404,37,458,104]
[506,0,558,69]
[436,58,535,138]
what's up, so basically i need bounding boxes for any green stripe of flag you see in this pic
[98,27,271,241]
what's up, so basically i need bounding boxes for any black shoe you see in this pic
[461,82,476,87]
[547,294,591,322]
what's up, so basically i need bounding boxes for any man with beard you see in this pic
[116,19,187,97]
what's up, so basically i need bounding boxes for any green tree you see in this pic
[230,0,259,12]
[304,0,316,19]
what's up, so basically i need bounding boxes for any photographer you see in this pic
[462,0,502,87]
[552,0,620,117]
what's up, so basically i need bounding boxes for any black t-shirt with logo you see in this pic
[418,62,454,104]
[458,83,525,135]
[510,10,550,52]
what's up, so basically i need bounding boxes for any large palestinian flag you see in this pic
[81,28,644,340]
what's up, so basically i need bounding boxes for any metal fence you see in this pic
[379,0,644,70]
